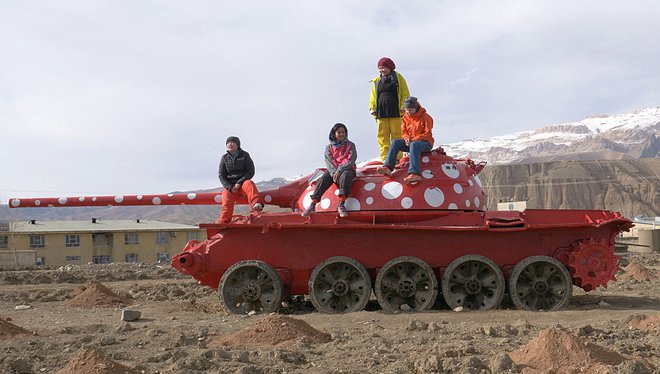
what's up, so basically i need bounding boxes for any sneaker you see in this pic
[403,174,422,184]
[301,202,316,217]
[252,202,264,212]
[376,166,392,176]
[337,202,348,218]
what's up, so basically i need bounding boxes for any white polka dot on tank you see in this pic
[422,170,434,179]
[137,195,143,200]
[167,193,174,197]
[78,197,85,202]
[465,199,471,208]
[424,187,444,208]
[214,195,222,203]
[58,197,67,205]
[92,197,97,201]
[366,197,374,205]
[401,197,413,209]
[152,197,162,205]
[474,197,480,207]
[35,200,40,206]
[320,198,331,209]
[114,196,124,203]
[187,193,196,200]
[468,179,473,186]
[448,203,458,210]
[453,183,463,194]
[264,195,272,203]
[364,182,376,191]
[345,197,360,211]
[422,156,430,163]
[10,199,20,207]
[382,182,403,200]
[302,192,313,210]
[474,175,483,187]
[334,189,340,196]
[442,163,460,179]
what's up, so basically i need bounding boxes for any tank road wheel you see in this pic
[442,255,505,311]
[219,260,283,314]
[308,256,372,314]
[509,256,572,311]
[375,256,438,312]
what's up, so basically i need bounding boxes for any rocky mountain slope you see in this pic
[444,107,660,164]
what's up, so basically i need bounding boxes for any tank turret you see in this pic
[9,150,632,315]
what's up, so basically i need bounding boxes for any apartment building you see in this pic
[0,219,205,266]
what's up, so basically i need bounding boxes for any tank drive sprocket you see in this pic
[567,239,621,292]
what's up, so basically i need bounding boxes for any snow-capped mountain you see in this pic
[443,107,660,164]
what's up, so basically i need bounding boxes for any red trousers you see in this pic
[219,180,260,223]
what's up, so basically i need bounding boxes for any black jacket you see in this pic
[218,149,255,190]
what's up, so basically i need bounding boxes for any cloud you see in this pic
[1,0,659,200]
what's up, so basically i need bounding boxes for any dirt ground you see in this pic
[0,252,658,374]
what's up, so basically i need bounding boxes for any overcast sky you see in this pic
[2,1,659,201]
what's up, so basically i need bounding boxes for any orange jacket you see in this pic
[402,106,434,146]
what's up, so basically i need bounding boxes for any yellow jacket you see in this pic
[369,71,410,118]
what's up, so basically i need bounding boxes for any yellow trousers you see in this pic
[377,117,403,161]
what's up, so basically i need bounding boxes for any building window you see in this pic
[93,234,111,247]
[156,253,169,263]
[65,235,80,247]
[65,255,81,262]
[30,235,45,248]
[0,235,8,249]
[125,253,139,263]
[187,231,199,241]
[156,232,170,244]
[124,232,139,245]
[92,255,111,264]
[36,257,46,266]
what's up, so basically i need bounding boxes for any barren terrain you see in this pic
[1,252,658,374]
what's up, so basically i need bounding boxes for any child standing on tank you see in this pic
[377,97,434,184]
[218,136,264,223]
[301,123,357,218]
[369,57,411,162]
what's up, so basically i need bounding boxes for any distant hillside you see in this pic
[481,158,660,217]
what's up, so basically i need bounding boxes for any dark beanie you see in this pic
[329,123,348,142]
[226,136,241,148]
[377,57,395,70]
[404,96,420,109]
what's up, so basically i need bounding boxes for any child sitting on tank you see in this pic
[377,96,434,184]
[218,136,264,223]
[301,123,357,218]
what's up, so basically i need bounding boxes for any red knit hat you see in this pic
[377,57,395,70]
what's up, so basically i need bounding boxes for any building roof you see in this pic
[9,219,199,233]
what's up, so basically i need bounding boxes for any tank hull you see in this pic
[172,209,631,295]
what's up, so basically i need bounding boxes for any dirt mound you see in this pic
[509,328,626,373]
[0,318,32,337]
[626,314,660,331]
[617,262,658,282]
[210,315,331,348]
[55,348,138,374]
[65,281,132,307]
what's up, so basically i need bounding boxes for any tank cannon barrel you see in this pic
[8,174,312,210]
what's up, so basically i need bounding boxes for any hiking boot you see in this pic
[301,202,316,217]
[376,166,392,176]
[252,202,264,212]
[337,202,348,218]
[403,173,422,184]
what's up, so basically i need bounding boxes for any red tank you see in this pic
[9,149,632,313]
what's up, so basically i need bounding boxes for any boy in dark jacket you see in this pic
[218,136,263,223]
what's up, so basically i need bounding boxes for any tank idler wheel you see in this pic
[509,256,572,311]
[375,256,438,312]
[219,260,284,314]
[308,256,372,314]
[442,255,505,311]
